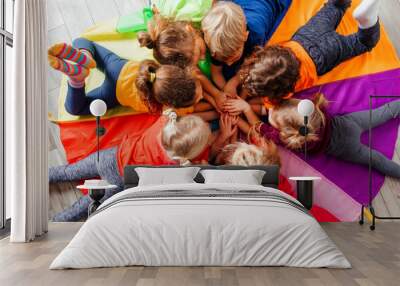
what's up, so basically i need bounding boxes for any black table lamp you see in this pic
[89,99,107,162]
[297,99,315,161]
[86,99,109,215]
[290,99,319,210]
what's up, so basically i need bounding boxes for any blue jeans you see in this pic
[65,38,128,115]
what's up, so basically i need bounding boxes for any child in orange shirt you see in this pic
[231,0,381,109]
[50,110,238,222]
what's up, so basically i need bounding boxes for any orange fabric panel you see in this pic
[116,116,176,175]
[59,113,161,164]
[268,0,400,85]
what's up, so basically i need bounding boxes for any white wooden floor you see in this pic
[47,0,400,218]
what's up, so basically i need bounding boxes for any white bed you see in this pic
[50,182,350,269]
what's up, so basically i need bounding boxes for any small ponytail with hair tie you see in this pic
[136,59,162,113]
[137,31,155,49]
[149,72,156,83]
[162,108,179,140]
[163,108,177,123]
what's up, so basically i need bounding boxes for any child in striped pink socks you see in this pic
[48,43,96,88]
[47,38,205,116]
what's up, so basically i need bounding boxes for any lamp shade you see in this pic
[90,99,107,117]
[297,99,315,117]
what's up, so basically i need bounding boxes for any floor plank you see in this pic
[56,0,94,39]
[86,0,120,24]
[1,222,400,286]
[379,0,400,55]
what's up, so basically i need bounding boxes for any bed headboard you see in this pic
[123,165,280,189]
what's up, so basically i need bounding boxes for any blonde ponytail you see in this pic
[162,115,211,165]
[162,109,179,140]
[274,93,328,151]
[313,92,329,127]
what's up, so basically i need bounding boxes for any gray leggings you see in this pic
[327,101,400,178]
[50,147,124,221]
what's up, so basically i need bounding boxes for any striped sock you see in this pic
[48,43,96,69]
[48,55,89,88]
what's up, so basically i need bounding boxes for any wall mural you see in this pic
[48,0,400,222]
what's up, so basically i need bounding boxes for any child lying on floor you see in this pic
[48,39,220,116]
[225,91,400,179]
[225,0,381,109]
[50,111,238,221]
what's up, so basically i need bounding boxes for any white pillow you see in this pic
[200,169,266,185]
[135,167,201,186]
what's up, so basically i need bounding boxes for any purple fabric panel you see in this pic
[295,69,400,204]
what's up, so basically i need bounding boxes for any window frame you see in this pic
[0,0,13,232]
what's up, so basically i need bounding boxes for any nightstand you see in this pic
[289,177,321,210]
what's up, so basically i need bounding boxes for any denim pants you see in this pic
[327,101,400,178]
[292,0,380,76]
[65,38,128,115]
[50,148,124,221]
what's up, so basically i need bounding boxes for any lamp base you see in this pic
[88,189,106,216]
[296,180,313,210]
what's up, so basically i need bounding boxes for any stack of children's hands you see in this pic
[219,113,238,142]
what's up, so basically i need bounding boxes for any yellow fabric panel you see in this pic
[80,19,135,41]
[54,23,154,123]
[268,0,400,85]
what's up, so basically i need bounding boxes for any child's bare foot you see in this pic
[353,0,380,29]
[48,43,96,69]
[48,55,90,88]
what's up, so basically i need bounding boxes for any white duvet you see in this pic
[50,183,350,269]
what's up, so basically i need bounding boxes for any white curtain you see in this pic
[8,0,48,242]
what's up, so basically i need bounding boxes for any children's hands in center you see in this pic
[215,92,236,113]
[219,113,238,140]
[224,96,251,116]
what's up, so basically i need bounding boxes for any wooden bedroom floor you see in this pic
[0,222,400,286]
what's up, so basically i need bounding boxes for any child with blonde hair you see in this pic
[237,0,381,108]
[50,111,224,221]
[202,0,290,87]
[225,91,400,179]
[48,39,214,116]
[218,140,280,167]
